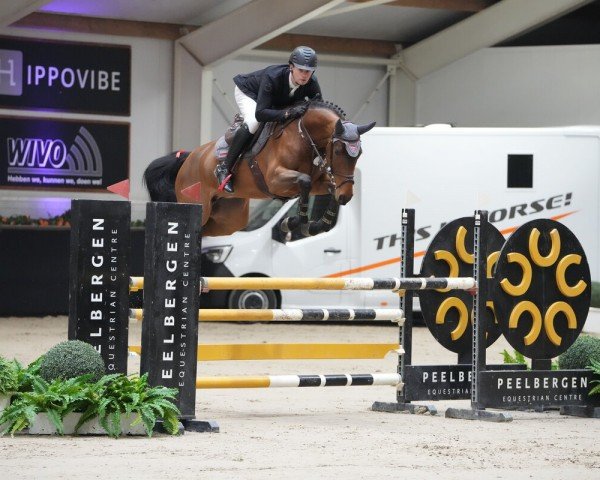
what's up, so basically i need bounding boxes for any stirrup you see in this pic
[217,173,234,193]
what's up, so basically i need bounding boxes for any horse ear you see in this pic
[335,119,345,136]
[357,121,376,135]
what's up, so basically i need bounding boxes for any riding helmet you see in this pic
[289,46,317,72]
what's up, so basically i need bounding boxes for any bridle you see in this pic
[327,138,357,189]
[297,117,359,194]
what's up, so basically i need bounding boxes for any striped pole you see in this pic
[195,373,402,389]
[129,276,475,292]
[129,308,404,323]
[129,343,401,361]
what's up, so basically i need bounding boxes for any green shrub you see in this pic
[0,357,19,395]
[39,341,105,382]
[589,359,600,397]
[558,335,600,369]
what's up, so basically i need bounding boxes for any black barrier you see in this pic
[373,209,525,416]
[140,202,202,420]
[478,369,598,409]
[448,216,600,419]
[491,219,591,359]
[419,217,504,354]
[375,210,599,421]
[68,200,130,374]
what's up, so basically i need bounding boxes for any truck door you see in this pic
[272,195,351,308]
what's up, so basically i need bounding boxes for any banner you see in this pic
[0,116,129,191]
[0,36,130,115]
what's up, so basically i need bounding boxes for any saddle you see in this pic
[215,116,290,200]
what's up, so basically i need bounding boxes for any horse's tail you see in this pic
[143,151,188,202]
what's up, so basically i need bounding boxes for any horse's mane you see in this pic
[306,99,346,120]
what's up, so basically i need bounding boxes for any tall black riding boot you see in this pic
[216,123,253,193]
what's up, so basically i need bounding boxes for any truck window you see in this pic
[282,195,339,241]
[507,154,533,188]
[242,199,285,232]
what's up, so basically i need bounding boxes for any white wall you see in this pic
[416,44,600,128]
[0,27,173,220]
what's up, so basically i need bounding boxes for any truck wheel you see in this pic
[227,289,278,309]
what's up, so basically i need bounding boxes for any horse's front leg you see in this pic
[280,172,311,234]
[301,195,339,237]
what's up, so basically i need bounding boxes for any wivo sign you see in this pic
[0,116,129,191]
[0,36,130,115]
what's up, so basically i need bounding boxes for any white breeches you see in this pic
[234,86,260,134]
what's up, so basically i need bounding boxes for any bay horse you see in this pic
[143,99,375,237]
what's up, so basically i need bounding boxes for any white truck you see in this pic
[199,125,600,311]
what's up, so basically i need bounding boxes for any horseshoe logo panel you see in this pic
[419,217,505,354]
[491,219,591,359]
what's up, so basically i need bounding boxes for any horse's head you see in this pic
[298,100,375,205]
[327,118,376,205]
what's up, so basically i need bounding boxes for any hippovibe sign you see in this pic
[0,36,130,115]
[68,200,131,374]
[140,202,202,420]
[0,116,129,191]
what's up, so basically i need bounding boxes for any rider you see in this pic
[215,46,322,193]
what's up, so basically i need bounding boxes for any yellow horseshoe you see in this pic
[455,226,474,264]
[433,250,459,292]
[544,301,577,346]
[487,251,500,279]
[436,297,469,341]
[486,300,498,326]
[529,228,560,267]
[509,301,542,346]
[556,254,587,297]
[500,253,532,296]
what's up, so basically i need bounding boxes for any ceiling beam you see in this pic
[319,0,397,19]
[402,0,595,78]
[258,33,398,58]
[188,0,251,25]
[10,12,397,58]
[12,12,197,39]
[0,0,50,28]
[178,0,345,67]
[349,0,495,12]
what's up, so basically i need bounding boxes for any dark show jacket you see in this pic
[233,64,322,122]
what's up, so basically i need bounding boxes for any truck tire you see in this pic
[227,289,278,309]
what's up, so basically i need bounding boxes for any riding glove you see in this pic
[282,104,308,121]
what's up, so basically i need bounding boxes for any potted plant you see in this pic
[0,374,91,435]
[75,373,181,438]
[0,357,20,426]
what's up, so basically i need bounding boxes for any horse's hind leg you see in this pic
[202,198,249,237]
